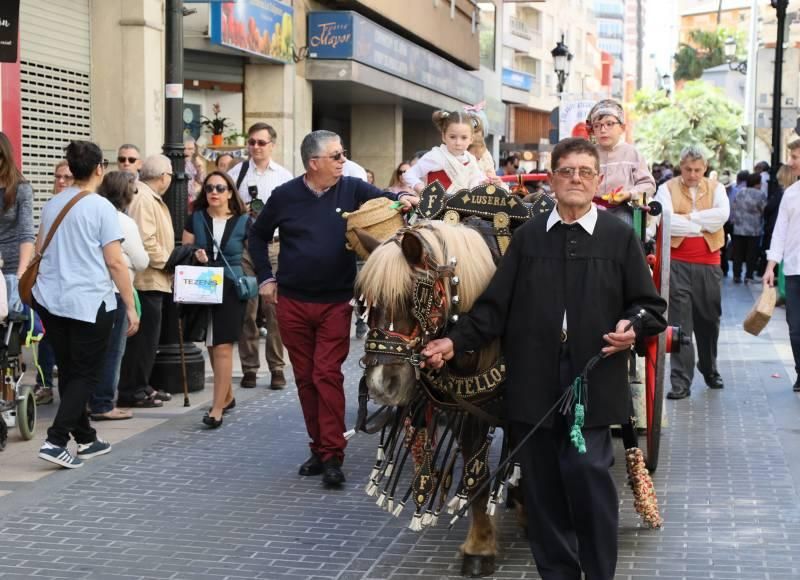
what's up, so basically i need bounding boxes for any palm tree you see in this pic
[673,28,743,82]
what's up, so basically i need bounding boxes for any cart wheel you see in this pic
[17,386,36,441]
[644,335,666,472]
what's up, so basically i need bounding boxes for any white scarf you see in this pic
[428,145,485,193]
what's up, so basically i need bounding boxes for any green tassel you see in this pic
[569,377,587,454]
[570,403,587,454]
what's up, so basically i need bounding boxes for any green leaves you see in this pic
[632,80,743,171]
[673,27,746,82]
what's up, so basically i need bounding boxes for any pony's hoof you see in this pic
[461,554,495,577]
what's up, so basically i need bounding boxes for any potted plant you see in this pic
[200,102,231,147]
[226,131,246,147]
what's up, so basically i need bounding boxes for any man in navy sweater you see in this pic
[249,130,417,486]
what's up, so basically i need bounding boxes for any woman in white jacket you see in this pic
[91,171,149,420]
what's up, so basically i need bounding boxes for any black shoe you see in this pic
[666,387,690,400]
[733,277,742,284]
[202,413,223,429]
[298,454,323,476]
[704,373,724,389]
[322,458,346,487]
[209,399,236,415]
[793,380,800,392]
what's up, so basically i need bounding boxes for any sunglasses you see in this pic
[313,150,348,162]
[204,184,229,194]
[117,156,139,164]
[248,138,272,147]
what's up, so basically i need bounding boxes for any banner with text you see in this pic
[307,11,483,105]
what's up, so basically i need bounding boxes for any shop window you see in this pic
[478,2,496,70]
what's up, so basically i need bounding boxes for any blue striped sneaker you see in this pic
[77,439,111,459]
[38,442,83,469]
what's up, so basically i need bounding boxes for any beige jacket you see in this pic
[128,181,175,293]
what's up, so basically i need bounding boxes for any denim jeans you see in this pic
[786,275,800,376]
[90,294,128,414]
[35,336,56,387]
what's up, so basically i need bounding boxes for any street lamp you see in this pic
[724,35,747,74]
[551,35,573,94]
[769,0,789,194]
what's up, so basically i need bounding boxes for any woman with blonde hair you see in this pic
[52,160,74,194]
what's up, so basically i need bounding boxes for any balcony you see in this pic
[510,16,531,40]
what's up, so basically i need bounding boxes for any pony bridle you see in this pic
[360,230,461,371]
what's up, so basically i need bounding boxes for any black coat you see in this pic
[448,210,667,428]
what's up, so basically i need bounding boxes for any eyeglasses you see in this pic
[162,172,174,177]
[204,184,229,194]
[54,173,73,181]
[313,150,348,162]
[513,164,520,170]
[591,121,621,132]
[552,167,598,180]
[117,156,139,164]
[248,138,272,147]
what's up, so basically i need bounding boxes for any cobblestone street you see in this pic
[1,278,799,580]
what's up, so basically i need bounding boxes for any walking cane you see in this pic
[176,305,191,407]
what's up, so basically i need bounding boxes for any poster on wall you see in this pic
[210,0,294,64]
[0,0,20,63]
[558,98,595,141]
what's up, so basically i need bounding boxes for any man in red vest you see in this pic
[652,146,730,399]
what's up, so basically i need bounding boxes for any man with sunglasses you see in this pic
[421,138,666,580]
[248,130,419,488]
[228,123,292,390]
[117,144,142,177]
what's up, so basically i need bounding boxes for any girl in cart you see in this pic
[588,99,656,226]
[402,110,487,194]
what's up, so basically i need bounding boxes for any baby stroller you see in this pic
[0,272,37,450]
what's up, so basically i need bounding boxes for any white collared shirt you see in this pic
[767,180,800,275]
[545,203,599,234]
[228,159,293,204]
[342,159,369,181]
[650,180,729,238]
[546,203,599,331]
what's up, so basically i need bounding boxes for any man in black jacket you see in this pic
[422,138,667,580]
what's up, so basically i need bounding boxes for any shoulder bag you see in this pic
[19,190,92,307]
[202,214,258,301]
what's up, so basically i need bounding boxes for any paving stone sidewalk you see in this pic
[1,278,799,580]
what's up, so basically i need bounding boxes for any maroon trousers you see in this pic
[276,296,352,462]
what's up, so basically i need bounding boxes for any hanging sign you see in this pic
[0,0,20,63]
[210,0,294,64]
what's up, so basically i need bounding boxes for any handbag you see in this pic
[202,215,258,302]
[19,190,91,307]
[743,285,776,336]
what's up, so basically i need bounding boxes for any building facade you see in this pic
[595,0,625,99]
[501,0,602,153]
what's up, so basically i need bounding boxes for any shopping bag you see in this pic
[173,266,224,304]
[743,285,776,336]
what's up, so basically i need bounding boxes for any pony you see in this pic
[354,220,513,577]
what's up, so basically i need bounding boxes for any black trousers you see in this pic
[511,346,618,580]
[512,419,618,580]
[36,301,114,447]
[732,235,760,280]
[117,291,166,401]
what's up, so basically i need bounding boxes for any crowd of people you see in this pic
[1,92,799,580]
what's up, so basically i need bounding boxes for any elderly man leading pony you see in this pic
[423,138,667,580]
